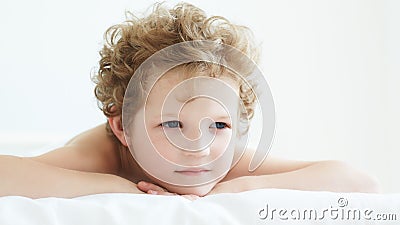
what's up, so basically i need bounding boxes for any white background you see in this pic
[0,0,399,192]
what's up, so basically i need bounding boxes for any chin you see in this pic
[163,182,216,196]
[145,173,226,196]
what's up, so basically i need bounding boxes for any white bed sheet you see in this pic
[1,189,399,225]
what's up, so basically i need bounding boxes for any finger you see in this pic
[148,190,176,196]
[137,181,166,192]
[182,194,200,201]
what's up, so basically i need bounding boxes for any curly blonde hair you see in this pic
[92,2,260,137]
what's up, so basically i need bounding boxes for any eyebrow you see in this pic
[214,116,231,120]
[157,114,231,120]
[159,113,179,118]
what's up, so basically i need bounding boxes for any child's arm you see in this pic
[208,151,381,194]
[0,124,143,198]
[0,155,142,198]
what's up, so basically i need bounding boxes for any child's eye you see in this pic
[160,120,182,128]
[210,122,230,129]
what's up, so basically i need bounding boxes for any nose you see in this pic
[180,120,214,157]
[182,145,211,157]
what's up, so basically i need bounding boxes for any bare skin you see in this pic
[0,122,375,199]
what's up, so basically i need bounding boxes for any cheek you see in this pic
[148,128,179,160]
[130,131,151,155]
[210,130,233,155]
[129,124,169,156]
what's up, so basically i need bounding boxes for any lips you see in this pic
[174,169,211,176]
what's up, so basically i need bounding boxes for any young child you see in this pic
[0,2,379,199]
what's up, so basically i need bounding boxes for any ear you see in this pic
[108,115,128,146]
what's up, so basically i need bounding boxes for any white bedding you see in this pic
[1,189,399,225]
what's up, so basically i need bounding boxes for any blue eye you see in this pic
[210,122,229,129]
[161,120,182,128]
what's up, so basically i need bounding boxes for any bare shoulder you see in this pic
[64,123,115,148]
[29,123,121,175]
[223,148,314,181]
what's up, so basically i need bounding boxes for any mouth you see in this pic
[174,169,211,176]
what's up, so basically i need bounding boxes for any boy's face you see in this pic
[126,69,240,196]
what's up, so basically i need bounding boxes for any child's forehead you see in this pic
[146,70,240,108]
[152,69,238,92]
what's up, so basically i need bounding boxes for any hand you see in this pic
[110,175,147,194]
[207,176,251,195]
[137,181,200,201]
